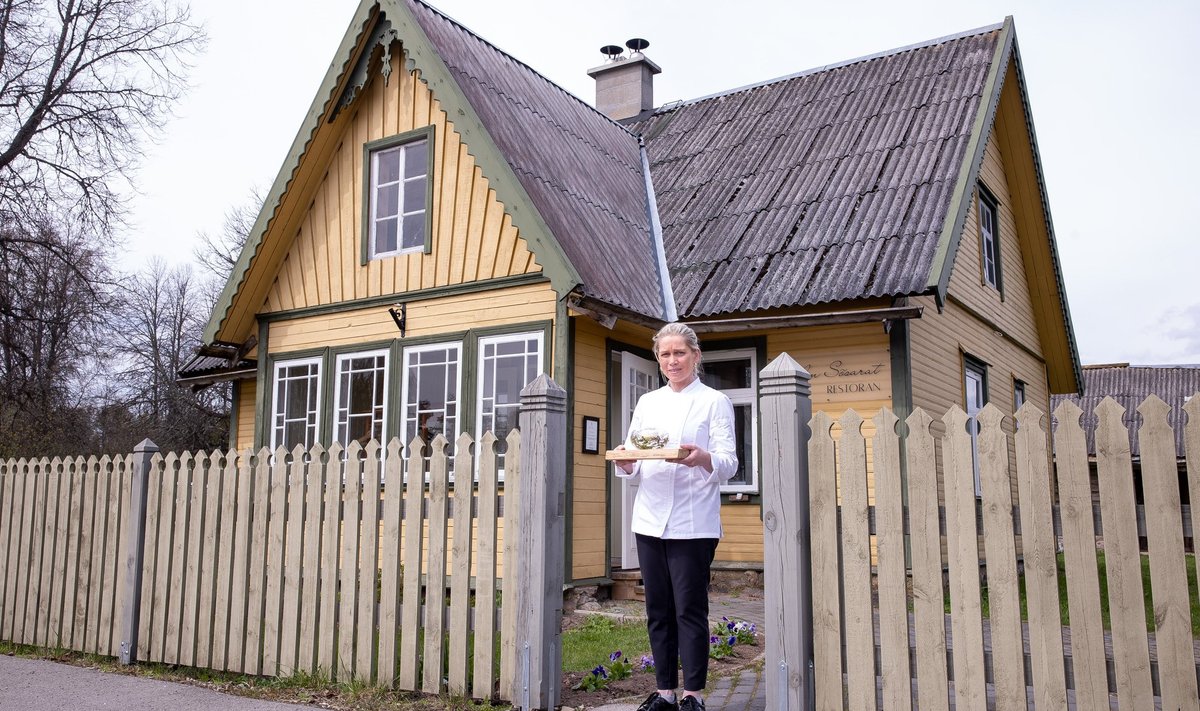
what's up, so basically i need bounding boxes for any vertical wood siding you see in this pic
[262,47,540,315]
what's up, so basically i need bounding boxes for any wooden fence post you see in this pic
[119,439,157,665]
[758,354,813,711]
[514,374,567,711]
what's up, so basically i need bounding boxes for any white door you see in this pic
[619,351,659,569]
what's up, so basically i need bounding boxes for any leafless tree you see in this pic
[0,0,205,235]
[115,257,226,451]
[193,186,262,305]
[0,220,114,456]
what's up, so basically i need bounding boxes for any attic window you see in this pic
[365,128,432,260]
[978,183,1002,292]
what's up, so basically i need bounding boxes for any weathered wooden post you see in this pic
[119,438,157,665]
[759,354,813,711]
[513,374,567,711]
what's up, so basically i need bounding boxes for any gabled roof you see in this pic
[401,0,667,318]
[1051,364,1200,459]
[630,24,1005,317]
[203,0,668,343]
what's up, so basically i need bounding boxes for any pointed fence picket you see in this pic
[769,376,1200,709]
[0,378,567,710]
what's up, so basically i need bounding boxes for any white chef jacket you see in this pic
[615,378,738,539]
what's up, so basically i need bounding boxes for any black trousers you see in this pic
[635,534,718,692]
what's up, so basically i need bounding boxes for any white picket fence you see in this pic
[0,374,568,710]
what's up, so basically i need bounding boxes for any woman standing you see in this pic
[613,323,738,711]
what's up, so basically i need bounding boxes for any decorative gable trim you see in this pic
[203,0,582,344]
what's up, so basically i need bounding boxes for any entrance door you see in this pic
[618,351,659,569]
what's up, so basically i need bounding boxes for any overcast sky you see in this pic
[123,0,1200,366]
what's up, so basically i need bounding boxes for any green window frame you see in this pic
[361,125,436,263]
[978,183,1003,294]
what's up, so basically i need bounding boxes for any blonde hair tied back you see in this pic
[652,322,703,379]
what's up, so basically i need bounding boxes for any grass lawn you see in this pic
[561,616,651,672]
[967,551,1200,636]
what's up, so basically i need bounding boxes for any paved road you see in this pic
[0,655,315,711]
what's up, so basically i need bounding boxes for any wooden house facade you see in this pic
[182,0,1081,585]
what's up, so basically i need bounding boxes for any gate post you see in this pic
[515,374,567,710]
[119,438,157,665]
[759,355,813,711]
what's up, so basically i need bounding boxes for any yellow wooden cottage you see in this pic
[182,0,1081,586]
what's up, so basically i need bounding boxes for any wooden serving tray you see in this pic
[604,448,685,461]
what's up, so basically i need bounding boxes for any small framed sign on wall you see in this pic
[582,416,600,454]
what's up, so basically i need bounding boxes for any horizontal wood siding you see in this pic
[262,46,540,316]
[571,318,609,581]
[267,282,556,352]
[948,130,1042,354]
[234,381,256,452]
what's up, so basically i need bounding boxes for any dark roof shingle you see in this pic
[630,26,1002,318]
[1051,365,1200,458]
[404,0,667,318]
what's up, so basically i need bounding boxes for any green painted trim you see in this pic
[566,576,612,588]
[384,0,582,294]
[561,303,574,582]
[253,320,270,450]
[359,125,437,265]
[258,272,549,324]
[204,0,379,343]
[889,319,913,422]
[926,18,1015,307]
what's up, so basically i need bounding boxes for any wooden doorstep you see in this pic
[604,448,686,461]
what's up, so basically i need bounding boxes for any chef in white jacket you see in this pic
[612,322,737,711]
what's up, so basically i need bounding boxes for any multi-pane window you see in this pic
[333,350,389,448]
[1013,379,1027,411]
[979,185,1001,290]
[400,342,462,451]
[369,137,428,258]
[701,349,758,493]
[964,355,988,495]
[271,358,322,452]
[477,332,543,475]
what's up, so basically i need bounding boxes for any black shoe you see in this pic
[636,692,678,711]
[679,695,705,711]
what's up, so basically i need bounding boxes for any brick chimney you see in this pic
[587,39,661,121]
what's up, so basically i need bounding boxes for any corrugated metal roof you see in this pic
[1051,365,1200,458]
[630,26,1002,318]
[404,0,667,318]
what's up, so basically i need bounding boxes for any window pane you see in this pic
[377,147,400,183]
[375,218,397,254]
[377,184,399,219]
[401,213,424,250]
[403,178,425,213]
[702,358,751,389]
[404,140,427,178]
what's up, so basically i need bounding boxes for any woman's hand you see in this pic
[611,445,635,474]
[670,443,713,472]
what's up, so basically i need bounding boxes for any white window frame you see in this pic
[476,331,544,481]
[270,357,323,453]
[704,348,759,494]
[399,341,463,481]
[332,349,390,450]
[368,137,428,259]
